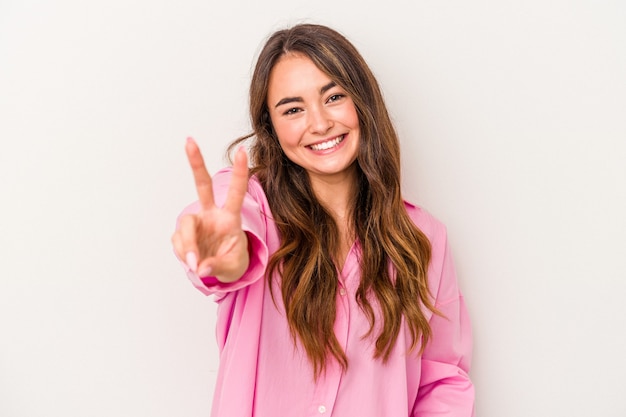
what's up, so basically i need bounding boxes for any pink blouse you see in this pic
[177,168,475,417]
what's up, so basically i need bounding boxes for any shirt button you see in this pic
[318,405,327,413]
[339,288,346,296]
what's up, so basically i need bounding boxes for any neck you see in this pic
[309,167,358,271]
[308,166,358,220]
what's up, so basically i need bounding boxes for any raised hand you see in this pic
[171,137,250,283]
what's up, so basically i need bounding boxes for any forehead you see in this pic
[267,53,332,96]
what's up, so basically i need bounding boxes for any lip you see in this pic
[306,134,346,152]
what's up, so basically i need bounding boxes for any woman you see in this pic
[172,23,474,417]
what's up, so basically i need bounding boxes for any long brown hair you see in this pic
[229,23,436,378]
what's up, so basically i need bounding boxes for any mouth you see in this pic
[307,135,345,151]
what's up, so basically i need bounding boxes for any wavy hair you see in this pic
[228,23,436,379]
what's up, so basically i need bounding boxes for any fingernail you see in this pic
[198,267,213,277]
[185,251,198,272]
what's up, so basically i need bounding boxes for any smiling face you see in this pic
[266,53,361,186]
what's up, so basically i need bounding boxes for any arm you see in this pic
[413,231,475,417]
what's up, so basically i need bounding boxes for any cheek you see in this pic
[333,100,360,130]
[273,128,296,155]
[347,106,360,128]
[272,120,302,148]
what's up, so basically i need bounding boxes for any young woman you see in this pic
[171,23,474,417]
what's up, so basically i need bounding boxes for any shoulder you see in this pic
[403,200,448,247]
[211,166,263,192]
[209,167,268,207]
[404,200,461,305]
[177,168,269,222]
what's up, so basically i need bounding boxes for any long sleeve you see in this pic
[413,224,475,416]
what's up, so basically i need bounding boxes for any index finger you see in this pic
[185,137,215,210]
[224,146,249,214]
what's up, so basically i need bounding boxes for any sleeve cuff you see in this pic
[196,229,268,299]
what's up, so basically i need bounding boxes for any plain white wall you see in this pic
[1,1,625,416]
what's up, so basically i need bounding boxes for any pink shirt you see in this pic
[177,168,475,417]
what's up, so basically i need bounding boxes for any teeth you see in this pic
[310,135,344,151]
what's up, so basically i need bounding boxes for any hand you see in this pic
[171,137,250,283]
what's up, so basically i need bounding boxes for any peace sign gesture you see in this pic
[171,137,250,283]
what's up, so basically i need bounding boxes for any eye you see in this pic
[327,94,345,103]
[283,107,302,116]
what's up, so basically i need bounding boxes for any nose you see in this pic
[307,105,333,135]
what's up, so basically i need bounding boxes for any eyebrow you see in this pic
[273,81,337,108]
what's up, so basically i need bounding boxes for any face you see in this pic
[266,53,360,185]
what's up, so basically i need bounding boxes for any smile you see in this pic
[308,135,345,151]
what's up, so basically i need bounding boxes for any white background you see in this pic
[1,1,625,416]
